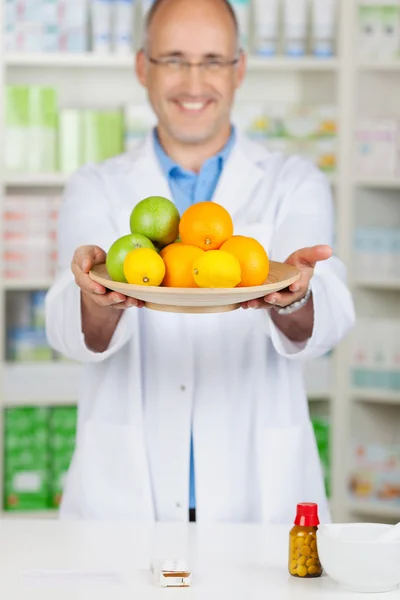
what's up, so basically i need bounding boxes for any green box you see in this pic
[82,109,123,165]
[58,110,83,173]
[4,408,50,511]
[48,407,77,507]
[312,418,331,498]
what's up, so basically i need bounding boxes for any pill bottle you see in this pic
[288,502,322,578]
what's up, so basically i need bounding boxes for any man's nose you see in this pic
[183,64,207,96]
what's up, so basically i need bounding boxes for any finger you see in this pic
[286,245,332,269]
[104,295,145,309]
[82,290,128,307]
[288,270,310,293]
[72,263,107,295]
[118,297,144,308]
[74,245,107,273]
[241,299,265,310]
[263,287,311,308]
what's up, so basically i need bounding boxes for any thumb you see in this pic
[81,246,106,273]
[286,245,332,268]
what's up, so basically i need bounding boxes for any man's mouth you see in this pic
[174,100,212,114]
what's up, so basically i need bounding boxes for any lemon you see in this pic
[192,250,241,288]
[123,248,165,286]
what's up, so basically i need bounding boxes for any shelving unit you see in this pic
[1,0,399,523]
[348,501,400,520]
[4,173,68,187]
[354,279,400,291]
[352,391,400,406]
[358,60,400,72]
[0,0,5,522]
[5,52,340,71]
[355,178,400,189]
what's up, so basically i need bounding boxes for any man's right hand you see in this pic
[71,245,144,310]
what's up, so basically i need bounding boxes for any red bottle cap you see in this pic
[294,503,320,527]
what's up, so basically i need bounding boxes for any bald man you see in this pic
[46,0,354,523]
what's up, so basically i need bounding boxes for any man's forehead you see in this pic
[146,28,237,56]
[145,0,238,51]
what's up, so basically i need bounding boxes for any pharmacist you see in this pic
[45,0,355,523]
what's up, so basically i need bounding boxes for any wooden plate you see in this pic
[89,261,301,313]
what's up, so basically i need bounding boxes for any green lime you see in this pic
[106,233,156,282]
[129,196,180,248]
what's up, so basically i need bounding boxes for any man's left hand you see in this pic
[241,245,332,310]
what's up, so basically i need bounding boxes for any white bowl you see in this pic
[317,523,400,593]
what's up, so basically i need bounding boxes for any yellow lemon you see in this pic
[192,250,241,288]
[123,247,165,286]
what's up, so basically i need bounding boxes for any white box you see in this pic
[355,119,399,176]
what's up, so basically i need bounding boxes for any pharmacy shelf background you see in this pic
[1,0,400,521]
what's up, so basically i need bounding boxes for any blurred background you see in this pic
[0,0,399,524]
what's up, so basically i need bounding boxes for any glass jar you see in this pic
[288,502,323,578]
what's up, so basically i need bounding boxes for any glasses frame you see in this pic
[144,52,241,75]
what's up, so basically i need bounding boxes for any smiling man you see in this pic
[46,0,355,524]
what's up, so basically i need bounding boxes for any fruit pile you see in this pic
[106,196,270,288]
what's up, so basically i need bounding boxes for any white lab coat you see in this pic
[45,131,355,524]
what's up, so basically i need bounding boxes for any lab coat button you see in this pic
[180,385,186,391]
[176,502,182,509]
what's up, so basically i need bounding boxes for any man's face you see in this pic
[136,0,246,145]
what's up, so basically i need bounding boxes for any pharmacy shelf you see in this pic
[307,391,332,401]
[358,60,400,72]
[5,52,340,72]
[354,177,400,189]
[354,278,400,291]
[348,500,400,520]
[352,389,400,406]
[3,363,80,407]
[5,173,68,188]
[4,279,54,291]
[5,172,336,189]
[1,510,58,519]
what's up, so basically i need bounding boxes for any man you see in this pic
[45,0,355,523]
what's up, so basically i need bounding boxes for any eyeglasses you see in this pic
[146,54,240,75]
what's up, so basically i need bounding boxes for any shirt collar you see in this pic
[153,126,236,178]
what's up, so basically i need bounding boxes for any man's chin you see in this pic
[167,127,215,145]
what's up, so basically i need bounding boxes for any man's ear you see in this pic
[136,49,147,87]
[235,50,247,89]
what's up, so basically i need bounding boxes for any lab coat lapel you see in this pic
[212,133,265,219]
[127,134,173,202]
[127,133,266,221]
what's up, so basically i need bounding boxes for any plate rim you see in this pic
[89,260,301,295]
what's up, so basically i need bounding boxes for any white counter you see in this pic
[0,520,398,599]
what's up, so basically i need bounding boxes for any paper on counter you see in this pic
[21,570,125,586]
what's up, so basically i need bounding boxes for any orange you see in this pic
[159,240,181,259]
[162,244,205,287]
[179,202,234,251]
[220,235,269,287]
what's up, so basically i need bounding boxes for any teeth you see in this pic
[180,102,206,111]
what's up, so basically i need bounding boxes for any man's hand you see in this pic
[71,245,144,310]
[241,245,332,310]
[71,245,143,352]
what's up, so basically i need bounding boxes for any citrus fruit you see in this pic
[106,233,156,283]
[130,196,180,247]
[123,247,165,286]
[192,250,241,288]
[220,235,270,287]
[179,201,234,250]
[159,240,181,259]
[162,244,205,287]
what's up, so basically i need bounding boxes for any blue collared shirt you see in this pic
[153,127,236,511]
